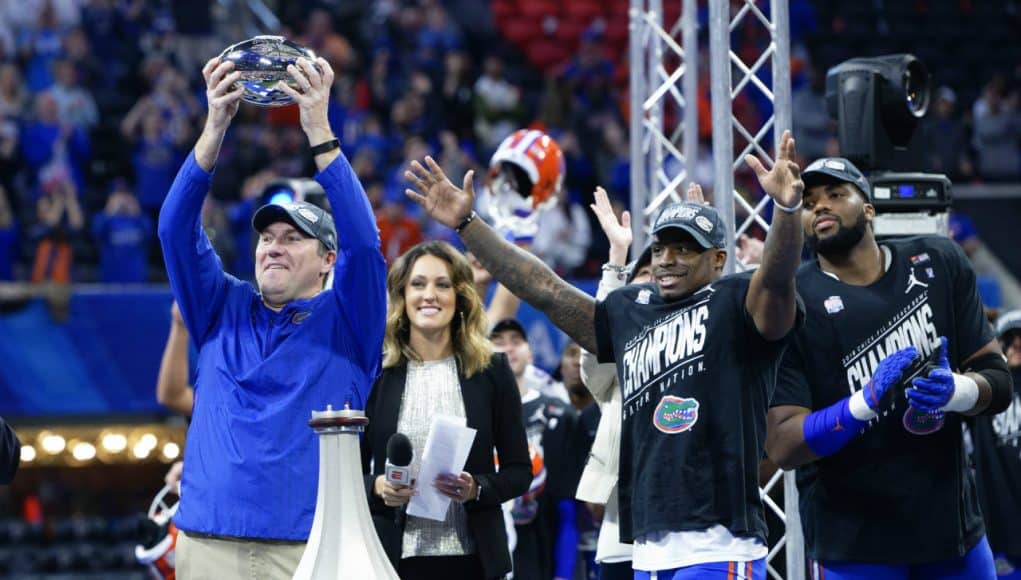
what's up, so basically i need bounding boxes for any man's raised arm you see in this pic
[743,130,804,341]
[158,57,243,344]
[277,57,387,372]
[405,157,597,354]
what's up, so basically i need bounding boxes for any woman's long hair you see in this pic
[383,241,492,378]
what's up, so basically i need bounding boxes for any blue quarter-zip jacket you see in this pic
[158,151,385,540]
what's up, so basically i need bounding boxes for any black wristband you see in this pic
[454,210,477,234]
[310,138,340,156]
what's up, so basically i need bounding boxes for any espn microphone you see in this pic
[385,433,413,487]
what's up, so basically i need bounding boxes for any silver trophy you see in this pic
[292,404,399,580]
[219,35,318,107]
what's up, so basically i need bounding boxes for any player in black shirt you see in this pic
[404,130,806,579]
[766,157,1014,580]
[971,310,1021,578]
[490,318,585,580]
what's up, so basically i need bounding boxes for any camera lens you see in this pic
[903,60,930,118]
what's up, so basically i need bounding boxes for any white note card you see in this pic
[406,414,477,521]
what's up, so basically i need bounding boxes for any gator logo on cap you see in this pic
[902,407,945,435]
[297,208,319,223]
[653,395,700,434]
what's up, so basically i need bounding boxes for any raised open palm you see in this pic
[590,186,631,250]
[744,129,803,208]
[405,157,476,229]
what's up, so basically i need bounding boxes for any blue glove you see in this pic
[907,337,954,412]
[803,344,917,458]
[862,345,920,412]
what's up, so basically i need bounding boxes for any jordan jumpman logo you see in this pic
[905,269,929,294]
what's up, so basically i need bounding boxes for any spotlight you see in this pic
[101,432,128,453]
[259,178,329,212]
[139,433,158,449]
[71,441,97,462]
[40,432,66,455]
[21,445,36,463]
[162,442,181,461]
[825,54,932,171]
[133,442,153,460]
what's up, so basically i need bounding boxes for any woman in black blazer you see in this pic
[362,241,531,580]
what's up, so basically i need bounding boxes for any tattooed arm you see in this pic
[404,157,598,353]
[460,218,598,353]
[743,130,804,341]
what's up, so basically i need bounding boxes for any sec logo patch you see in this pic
[653,395,700,434]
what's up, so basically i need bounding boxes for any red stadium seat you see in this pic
[605,18,629,45]
[554,17,588,49]
[518,0,559,19]
[563,0,604,23]
[502,18,543,45]
[491,0,515,23]
[525,38,570,72]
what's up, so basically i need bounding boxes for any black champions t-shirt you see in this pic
[772,236,995,563]
[969,367,1021,559]
[595,273,799,543]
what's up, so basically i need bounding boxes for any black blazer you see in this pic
[361,353,531,579]
[0,417,19,484]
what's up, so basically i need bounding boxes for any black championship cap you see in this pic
[802,157,872,201]
[490,318,528,342]
[650,201,727,250]
[996,309,1021,339]
[252,201,338,252]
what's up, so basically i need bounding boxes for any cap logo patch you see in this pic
[694,215,714,233]
[297,208,319,223]
[656,205,698,225]
[823,159,846,171]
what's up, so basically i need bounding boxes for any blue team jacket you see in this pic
[157,152,386,540]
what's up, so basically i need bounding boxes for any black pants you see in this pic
[599,560,634,580]
[512,523,550,580]
[399,554,487,579]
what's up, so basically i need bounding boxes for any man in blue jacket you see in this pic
[157,56,386,579]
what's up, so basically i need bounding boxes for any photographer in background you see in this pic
[91,178,153,284]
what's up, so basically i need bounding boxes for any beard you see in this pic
[807,209,867,258]
[567,383,588,398]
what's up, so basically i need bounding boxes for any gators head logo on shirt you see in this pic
[902,406,945,435]
[653,395,700,434]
